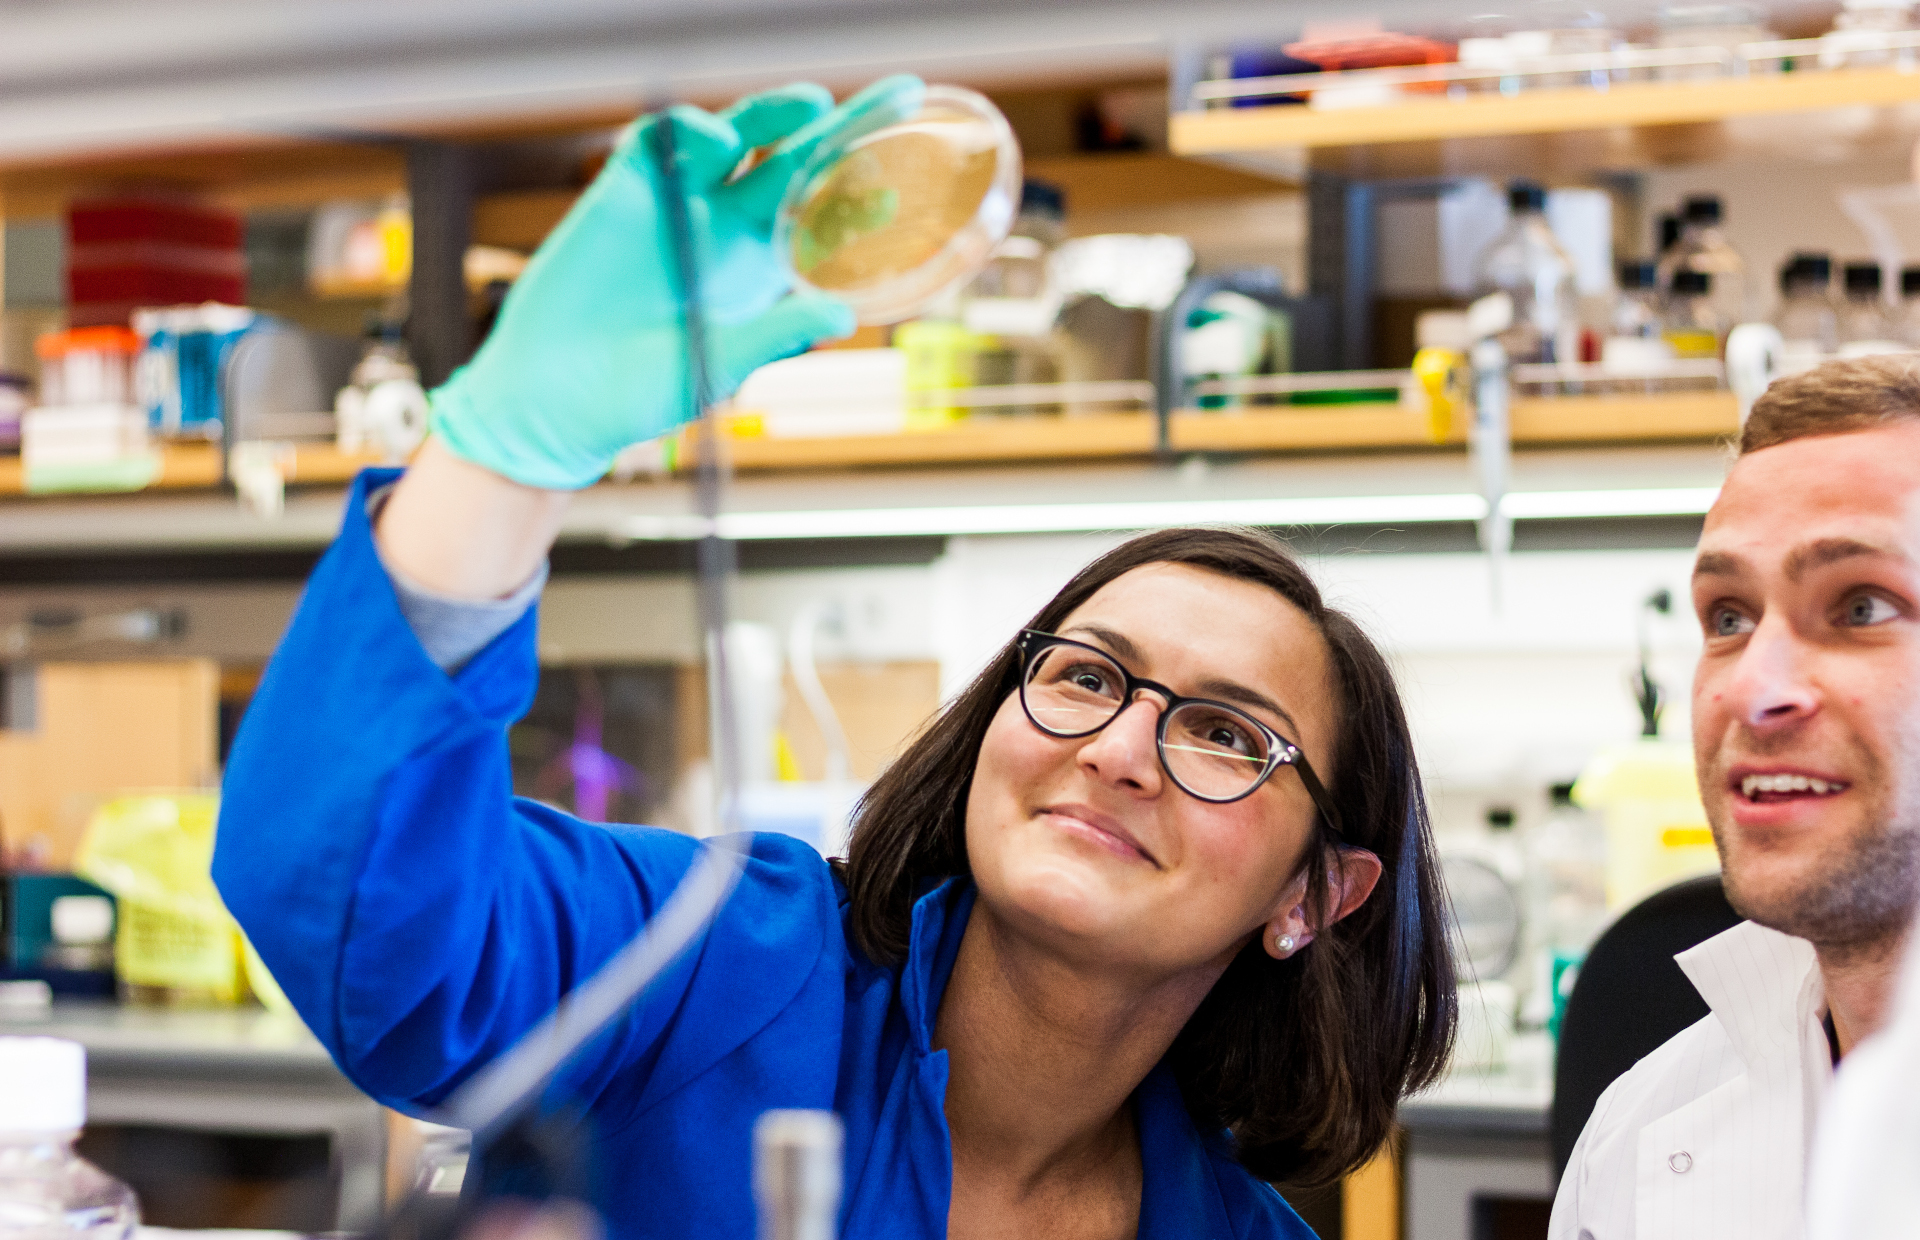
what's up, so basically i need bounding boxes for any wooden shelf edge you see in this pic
[1510,390,1739,443]
[1171,66,1920,153]
[0,442,392,499]
[685,412,1160,472]
[0,393,1738,495]
[1173,404,1458,452]
[690,391,1738,473]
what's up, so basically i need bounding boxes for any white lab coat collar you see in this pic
[1676,920,1833,1150]
[1677,921,1824,1071]
[1552,920,1838,1240]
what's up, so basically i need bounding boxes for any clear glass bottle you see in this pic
[1611,260,1665,339]
[1462,3,1621,90]
[1823,0,1919,68]
[1774,253,1840,367]
[755,1111,841,1240]
[1899,266,1920,347]
[1656,212,1682,262]
[1476,180,1580,364]
[963,179,1066,408]
[1840,261,1901,349]
[1657,195,1747,327]
[1602,259,1674,368]
[1655,4,1778,78]
[1663,269,1723,358]
[351,314,419,390]
[0,1038,138,1240]
[966,179,1063,302]
[1523,784,1609,1039]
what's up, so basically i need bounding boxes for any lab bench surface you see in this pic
[0,1000,338,1073]
[1399,1039,1557,1240]
[0,1002,386,1232]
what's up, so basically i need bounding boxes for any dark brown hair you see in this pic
[834,526,1456,1186]
[1743,354,1920,455]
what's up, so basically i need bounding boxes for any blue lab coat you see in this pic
[215,469,1314,1240]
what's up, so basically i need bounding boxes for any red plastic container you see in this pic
[66,197,246,327]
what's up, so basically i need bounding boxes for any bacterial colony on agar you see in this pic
[779,87,1021,325]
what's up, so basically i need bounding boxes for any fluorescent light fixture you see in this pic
[608,487,1720,543]
[1501,487,1721,520]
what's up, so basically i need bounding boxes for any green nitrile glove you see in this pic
[430,75,926,490]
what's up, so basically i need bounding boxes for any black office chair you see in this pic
[1550,874,1744,1182]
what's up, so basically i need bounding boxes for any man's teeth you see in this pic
[1740,773,1842,798]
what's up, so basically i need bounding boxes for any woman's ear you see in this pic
[1262,847,1384,960]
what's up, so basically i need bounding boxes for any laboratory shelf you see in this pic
[0,441,1732,561]
[1170,64,1920,157]
[682,391,1738,473]
[0,443,391,497]
[0,392,1738,506]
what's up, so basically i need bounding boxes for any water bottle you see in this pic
[0,1038,138,1240]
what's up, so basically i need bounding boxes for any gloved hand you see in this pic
[430,75,926,490]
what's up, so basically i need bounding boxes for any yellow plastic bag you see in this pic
[1573,742,1720,912]
[71,791,290,1011]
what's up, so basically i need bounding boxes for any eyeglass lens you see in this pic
[1022,643,1275,800]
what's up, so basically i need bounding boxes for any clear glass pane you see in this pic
[1163,701,1270,798]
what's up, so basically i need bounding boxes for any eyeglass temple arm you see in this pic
[1286,747,1344,838]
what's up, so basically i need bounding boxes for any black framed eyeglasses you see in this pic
[1015,630,1342,834]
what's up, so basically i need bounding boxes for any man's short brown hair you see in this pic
[1742,354,1920,455]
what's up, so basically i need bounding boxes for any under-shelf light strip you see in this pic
[612,487,1722,543]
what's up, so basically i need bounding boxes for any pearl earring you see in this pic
[1274,932,1296,956]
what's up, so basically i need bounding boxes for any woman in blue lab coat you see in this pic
[215,77,1455,1240]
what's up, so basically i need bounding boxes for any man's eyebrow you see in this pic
[1783,537,1904,583]
[1693,550,1742,579]
[1063,623,1303,737]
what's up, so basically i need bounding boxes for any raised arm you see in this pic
[215,79,923,1113]
[377,77,933,596]
[376,438,570,601]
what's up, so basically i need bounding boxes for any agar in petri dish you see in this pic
[778,86,1021,325]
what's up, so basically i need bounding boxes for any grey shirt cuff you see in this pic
[369,484,547,672]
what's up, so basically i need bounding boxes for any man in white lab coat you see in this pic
[1549,354,1920,1240]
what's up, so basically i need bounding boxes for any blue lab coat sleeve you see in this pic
[215,469,836,1126]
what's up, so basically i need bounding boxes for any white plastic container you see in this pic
[732,348,907,438]
[0,1037,139,1240]
[34,329,138,409]
[21,406,149,468]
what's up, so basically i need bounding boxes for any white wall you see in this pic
[930,534,1705,836]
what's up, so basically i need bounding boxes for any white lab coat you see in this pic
[1806,898,1920,1240]
[1549,921,1833,1240]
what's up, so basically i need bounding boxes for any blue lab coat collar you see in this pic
[897,878,1241,1237]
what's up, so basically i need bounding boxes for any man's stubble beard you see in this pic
[1714,729,1920,958]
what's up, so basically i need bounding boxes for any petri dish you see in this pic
[776,85,1022,325]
